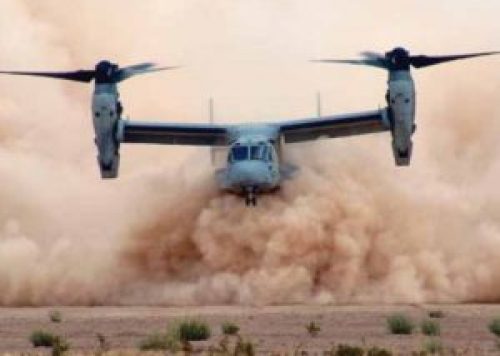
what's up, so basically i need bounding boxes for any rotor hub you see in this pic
[94,60,119,83]
[386,47,411,70]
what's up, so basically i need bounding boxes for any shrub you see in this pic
[30,331,69,355]
[428,310,444,319]
[234,336,255,356]
[305,321,321,337]
[489,318,500,337]
[421,319,440,336]
[366,346,393,356]
[423,339,443,354]
[30,330,56,347]
[139,320,210,352]
[386,313,414,335]
[49,310,62,323]
[52,336,70,356]
[177,319,211,341]
[208,335,255,355]
[96,333,110,354]
[334,344,364,356]
[221,321,240,335]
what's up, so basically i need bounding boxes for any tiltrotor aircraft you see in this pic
[1,48,498,205]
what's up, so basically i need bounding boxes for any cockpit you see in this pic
[229,143,273,163]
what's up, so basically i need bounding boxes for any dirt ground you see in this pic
[0,304,499,354]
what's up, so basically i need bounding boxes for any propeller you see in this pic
[0,60,178,84]
[313,47,500,70]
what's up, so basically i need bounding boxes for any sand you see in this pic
[0,304,499,354]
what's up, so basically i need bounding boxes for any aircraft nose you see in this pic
[231,161,270,186]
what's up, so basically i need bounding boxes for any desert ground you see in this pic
[0,304,499,354]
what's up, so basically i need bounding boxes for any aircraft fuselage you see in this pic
[216,131,282,205]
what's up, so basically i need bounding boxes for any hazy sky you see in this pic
[4,0,500,122]
[1,0,497,168]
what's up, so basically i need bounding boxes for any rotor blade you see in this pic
[121,62,157,72]
[360,51,384,60]
[311,58,388,69]
[410,51,500,68]
[116,63,180,82]
[0,70,95,82]
[144,65,181,72]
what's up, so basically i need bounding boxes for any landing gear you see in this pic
[245,196,257,206]
[245,187,257,206]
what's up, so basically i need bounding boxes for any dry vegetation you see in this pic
[386,313,415,335]
[0,305,499,354]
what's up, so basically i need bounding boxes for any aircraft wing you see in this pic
[277,108,390,143]
[119,120,230,146]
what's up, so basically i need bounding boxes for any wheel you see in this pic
[245,191,257,207]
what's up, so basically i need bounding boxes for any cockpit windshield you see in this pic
[250,146,263,160]
[253,145,272,161]
[231,146,248,161]
[230,144,272,162]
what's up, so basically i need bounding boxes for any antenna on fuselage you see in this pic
[316,91,322,118]
[209,97,216,166]
[209,97,214,125]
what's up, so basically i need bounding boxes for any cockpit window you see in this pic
[250,146,262,160]
[267,147,273,161]
[261,146,271,161]
[230,144,273,162]
[231,146,248,161]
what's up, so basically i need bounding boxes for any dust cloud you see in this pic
[0,0,500,306]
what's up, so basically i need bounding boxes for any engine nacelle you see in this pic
[391,134,412,166]
[387,75,415,166]
[92,92,121,178]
